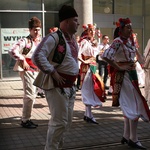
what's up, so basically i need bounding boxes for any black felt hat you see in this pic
[59,5,78,22]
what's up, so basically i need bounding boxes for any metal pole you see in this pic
[42,0,45,37]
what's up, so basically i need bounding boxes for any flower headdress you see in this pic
[115,18,132,28]
[115,18,133,44]
[82,24,88,30]
[87,24,96,29]
[82,23,96,30]
[80,24,95,42]
[81,24,94,39]
[84,23,102,38]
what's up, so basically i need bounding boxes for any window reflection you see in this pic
[93,0,143,16]
[115,0,143,15]
[44,0,73,11]
[0,0,41,10]
[93,0,113,14]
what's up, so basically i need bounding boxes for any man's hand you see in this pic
[22,60,30,70]
[51,71,66,85]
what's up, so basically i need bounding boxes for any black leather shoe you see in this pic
[121,137,128,144]
[83,116,87,121]
[107,91,112,95]
[105,86,109,90]
[86,117,99,124]
[21,120,37,129]
[83,116,99,124]
[29,120,38,127]
[128,139,147,149]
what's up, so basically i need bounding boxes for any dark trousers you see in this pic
[97,60,108,85]
[76,69,81,90]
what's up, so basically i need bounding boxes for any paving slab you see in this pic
[0,80,150,150]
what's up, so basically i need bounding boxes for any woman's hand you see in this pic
[84,57,96,64]
[136,50,145,64]
[83,59,91,64]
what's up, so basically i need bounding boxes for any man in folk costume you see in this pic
[32,5,79,150]
[102,18,150,149]
[78,24,106,125]
[9,17,41,128]
[96,34,110,89]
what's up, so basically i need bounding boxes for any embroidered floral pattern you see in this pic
[52,30,66,64]
[110,40,121,51]
[112,71,125,106]
[57,45,65,53]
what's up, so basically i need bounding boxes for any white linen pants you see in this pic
[44,87,76,150]
[19,71,38,122]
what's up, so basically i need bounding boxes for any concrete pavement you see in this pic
[0,80,150,150]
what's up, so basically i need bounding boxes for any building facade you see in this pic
[0,0,150,79]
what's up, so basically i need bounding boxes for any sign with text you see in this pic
[1,28,29,54]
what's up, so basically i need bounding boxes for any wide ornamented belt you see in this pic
[53,72,77,88]
[26,58,39,72]
[117,62,136,69]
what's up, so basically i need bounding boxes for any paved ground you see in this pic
[0,80,150,150]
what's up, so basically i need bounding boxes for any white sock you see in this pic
[129,119,138,142]
[123,117,130,140]
[85,105,93,118]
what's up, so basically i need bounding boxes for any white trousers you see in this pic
[44,87,76,150]
[19,71,38,122]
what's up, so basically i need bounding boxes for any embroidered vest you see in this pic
[22,36,33,55]
[51,30,66,64]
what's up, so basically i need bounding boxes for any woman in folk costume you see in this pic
[78,24,106,124]
[102,18,150,149]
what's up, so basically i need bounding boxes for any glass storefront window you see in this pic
[94,0,143,16]
[93,0,113,14]
[45,13,59,35]
[2,54,18,78]
[0,0,149,79]
[0,12,42,78]
[0,13,42,28]
[115,0,143,16]
[0,0,42,10]
[44,0,73,11]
